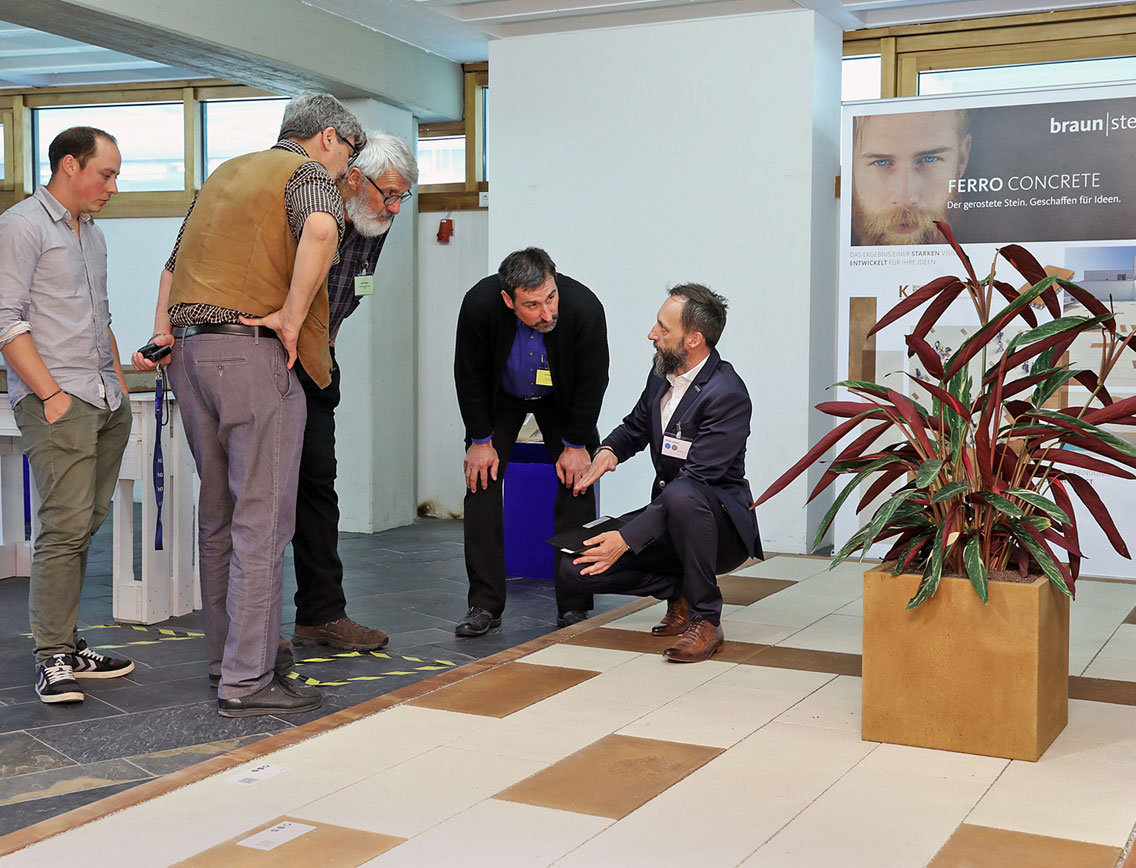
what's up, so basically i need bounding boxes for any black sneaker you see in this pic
[217,674,322,718]
[71,638,134,679]
[455,606,501,638]
[557,610,590,628]
[36,655,84,703]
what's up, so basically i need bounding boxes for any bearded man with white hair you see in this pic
[290,130,418,653]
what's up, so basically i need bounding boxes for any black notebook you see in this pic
[546,515,629,554]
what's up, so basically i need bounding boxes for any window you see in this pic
[418,135,466,185]
[202,98,288,178]
[843,55,882,102]
[0,124,5,181]
[34,102,185,192]
[920,54,1136,95]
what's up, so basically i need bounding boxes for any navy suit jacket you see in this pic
[602,349,762,559]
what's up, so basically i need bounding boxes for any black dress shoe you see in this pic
[455,606,501,637]
[217,674,322,717]
[557,610,590,628]
[209,638,297,688]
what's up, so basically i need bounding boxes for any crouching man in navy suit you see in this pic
[557,284,762,662]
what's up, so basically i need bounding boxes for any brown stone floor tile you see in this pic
[494,733,722,819]
[169,816,404,867]
[929,824,1121,868]
[1069,676,1136,706]
[1125,605,1136,626]
[742,645,863,677]
[564,627,671,653]
[407,661,598,718]
[717,575,796,606]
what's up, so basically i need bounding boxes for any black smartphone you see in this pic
[137,342,172,362]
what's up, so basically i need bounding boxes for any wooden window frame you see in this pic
[0,80,277,218]
[844,4,1136,99]
[419,62,488,213]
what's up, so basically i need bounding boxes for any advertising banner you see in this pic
[838,82,1136,577]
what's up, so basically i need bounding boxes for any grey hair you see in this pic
[278,93,365,150]
[351,130,419,186]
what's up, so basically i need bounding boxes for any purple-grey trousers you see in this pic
[169,332,305,699]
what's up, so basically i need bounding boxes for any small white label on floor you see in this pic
[227,763,289,785]
[237,821,316,851]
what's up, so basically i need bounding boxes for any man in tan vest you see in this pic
[134,93,363,718]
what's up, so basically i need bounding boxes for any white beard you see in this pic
[344,194,393,237]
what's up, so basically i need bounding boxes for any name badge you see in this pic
[535,368,553,387]
[354,274,374,296]
[662,435,691,460]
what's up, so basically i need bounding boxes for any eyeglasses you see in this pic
[334,130,362,163]
[364,173,412,206]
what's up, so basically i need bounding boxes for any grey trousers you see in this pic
[169,332,305,699]
[16,395,132,663]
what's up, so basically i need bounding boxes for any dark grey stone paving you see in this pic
[0,515,625,837]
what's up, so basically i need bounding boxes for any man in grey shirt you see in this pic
[0,126,135,703]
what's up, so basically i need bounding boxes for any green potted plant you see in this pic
[754,222,1136,760]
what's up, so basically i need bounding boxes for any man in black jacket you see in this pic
[453,248,609,637]
[557,284,762,662]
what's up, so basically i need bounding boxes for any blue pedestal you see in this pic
[503,441,557,580]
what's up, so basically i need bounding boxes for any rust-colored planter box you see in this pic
[861,568,1070,762]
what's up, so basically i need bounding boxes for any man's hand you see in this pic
[573,530,629,576]
[44,391,72,424]
[556,446,590,491]
[131,333,175,372]
[239,310,302,369]
[464,442,500,492]
[573,448,618,496]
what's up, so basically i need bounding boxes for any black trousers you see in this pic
[557,477,748,624]
[292,352,347,627]
[464,393,599,617]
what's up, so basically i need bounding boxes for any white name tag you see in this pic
[662,435,691,460]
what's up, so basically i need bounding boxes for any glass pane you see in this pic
[482,85,489,183]
[35,103,185,192]
[920,55,1136,95]
[418,135,466,185]
[203,98,288,178]
[0,124,5,180]
[843,55,882,102]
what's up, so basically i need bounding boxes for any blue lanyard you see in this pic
[153,369,170,550]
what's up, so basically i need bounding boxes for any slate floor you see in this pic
[0,516,625,837]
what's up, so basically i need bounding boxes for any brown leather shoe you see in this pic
[651,597,690,637]
[293,617,389,651]
[663,617,724,663]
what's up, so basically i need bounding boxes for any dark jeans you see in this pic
[557,477,748,624]
[292,352,346,627]
[464,393,598,617]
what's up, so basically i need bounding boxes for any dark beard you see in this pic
[653,345,687,377]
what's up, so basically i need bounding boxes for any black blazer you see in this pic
[602,349,762,559]
[454,273,609,447]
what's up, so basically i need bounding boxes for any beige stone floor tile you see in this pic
[446,692,652,763]
[1040,699,1136,772]
[738,744,1001,868]
[1082,624,1136,681]
[1074,579,1136,610]
[728,589,848,629]
[717,575,796,605]
[268,705,493,775]
[562,652,734,708]
[495,733,721,819]
[777,613,863,654]
[791,566,867,598]
[517,642,643,672]
[552,723,876,868]
[967,747,1136,846]
[617,665,835,748]
[929,823,1123,868]
[731,555,831,580]
[837,596,864,616]
[291,745,545,838]
[603,601,668,632]
[774,674,863,733]
[363,799,610,867]
[717,617,798,646]
[858,741,1009,781]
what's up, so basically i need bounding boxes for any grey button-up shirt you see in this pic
[0,186,122,411]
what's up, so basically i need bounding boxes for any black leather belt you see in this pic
[172,324,278,340]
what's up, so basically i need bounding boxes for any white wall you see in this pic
[488,10,842,553]
[416,209,489,518]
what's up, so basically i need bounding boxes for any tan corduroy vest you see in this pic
[169,148,333,387]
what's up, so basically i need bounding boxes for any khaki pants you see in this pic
[15,394,132,663]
